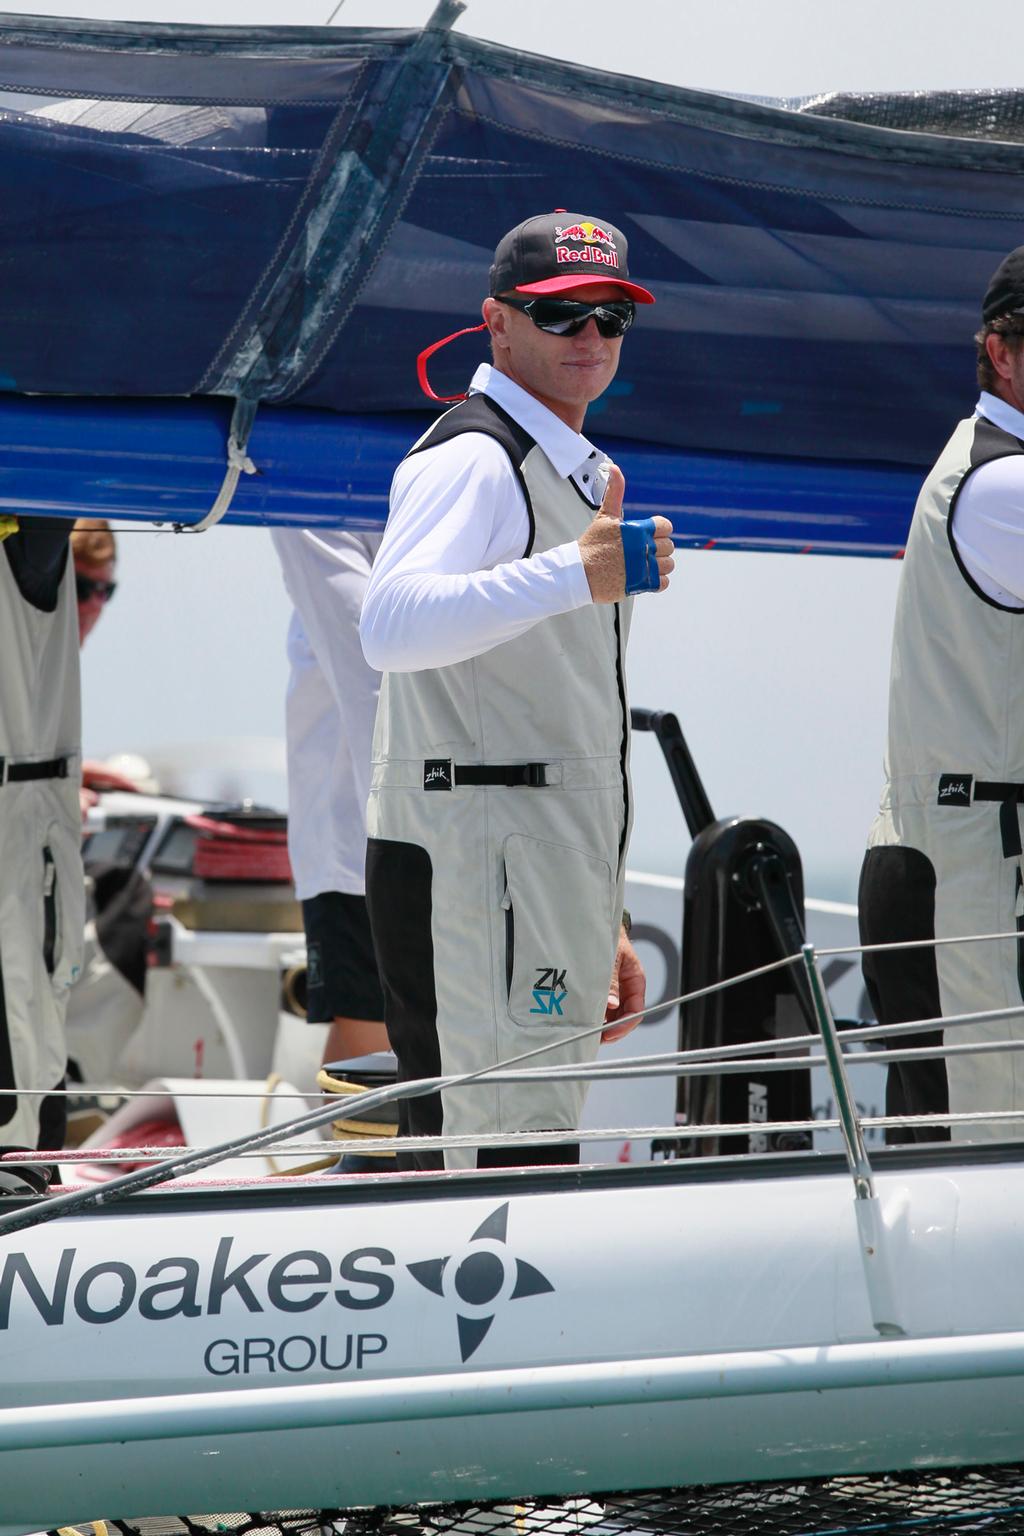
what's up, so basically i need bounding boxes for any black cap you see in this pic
[982,246,1024,323]
[488,211,655,304]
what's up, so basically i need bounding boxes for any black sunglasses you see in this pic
[499,295,635,338]
[76,575,117,604]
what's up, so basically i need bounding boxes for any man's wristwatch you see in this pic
[620,907,632,936]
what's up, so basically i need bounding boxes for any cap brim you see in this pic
[514,274,655,304]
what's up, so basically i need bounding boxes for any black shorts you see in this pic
[301,892,385,1024]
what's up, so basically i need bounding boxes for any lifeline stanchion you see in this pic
[801,941,903,1337]
[801,942,874,1200]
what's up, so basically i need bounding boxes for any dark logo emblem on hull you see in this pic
[407,1203,554,1361]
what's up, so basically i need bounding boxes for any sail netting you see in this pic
[58,1461,1024,1536]
[2,14,1024,547]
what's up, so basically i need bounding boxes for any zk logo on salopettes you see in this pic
[530,966,567,1016]
[407,1203,554,1361]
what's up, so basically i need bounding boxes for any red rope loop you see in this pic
[416,322,488,402]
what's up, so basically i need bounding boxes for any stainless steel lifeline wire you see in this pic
[4,925,1024,1237]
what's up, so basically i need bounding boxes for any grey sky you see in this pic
[8,0,1024,95]
[23,0,1012,897]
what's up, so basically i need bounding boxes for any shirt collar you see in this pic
[469,362,602,481]
[977,389,1024,440]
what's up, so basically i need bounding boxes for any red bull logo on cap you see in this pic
[553,218,621,270]
[554,220,617,247]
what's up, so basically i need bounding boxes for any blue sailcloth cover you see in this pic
[0,4,1017,554]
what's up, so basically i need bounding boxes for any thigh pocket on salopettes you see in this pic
[501,834,614,1028]
[42,820,85,993]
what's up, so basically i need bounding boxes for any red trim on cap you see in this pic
[416,322,489,403]
[515,274,655,304]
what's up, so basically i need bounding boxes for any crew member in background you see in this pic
[360,211,674,1171]
[862,244,1024,1144]
[71,517,117,646]
[272,529,388,1092]
[74,517,118,818]
[63,516,154,1125]
[0,515,84,1193]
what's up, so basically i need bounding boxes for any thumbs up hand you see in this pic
[578,465,674,603]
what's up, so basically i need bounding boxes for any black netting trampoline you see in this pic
[63,1461,1024,1536]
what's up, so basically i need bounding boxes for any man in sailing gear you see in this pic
[63,518,152,1119]
[360,211,674,1171]
[74,518,117,823]
[862,244,1024,1144]
[0,516,84,1190]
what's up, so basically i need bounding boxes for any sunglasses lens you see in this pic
[76,577,116,603]
[527,301,589,335]
[595,303,634,337]
[528,299,634,337]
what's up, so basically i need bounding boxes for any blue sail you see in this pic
[0,7,1013,552]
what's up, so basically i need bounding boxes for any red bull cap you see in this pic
[488,210,655,304]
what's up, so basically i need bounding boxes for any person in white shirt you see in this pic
[272,528,389,1076]
[862,244,1024,1144]
[360,210,674,1171]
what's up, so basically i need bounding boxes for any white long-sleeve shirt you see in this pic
[954,390,1024,606]
[360,364,601,673]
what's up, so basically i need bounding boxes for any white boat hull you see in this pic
[2,1150,1023,1530]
